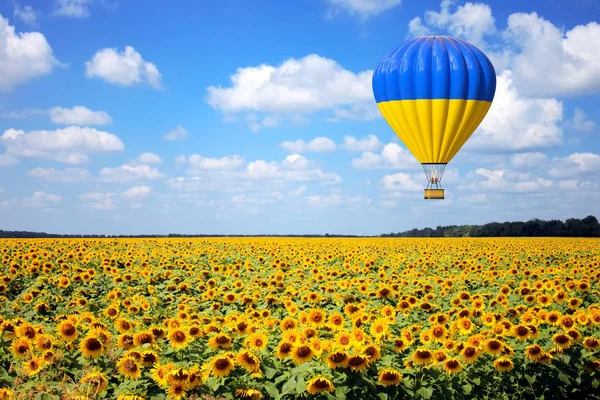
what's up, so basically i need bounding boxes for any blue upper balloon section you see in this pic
[373,36,496,103]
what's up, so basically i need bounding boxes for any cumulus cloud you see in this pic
[567,108,596,133]
[381,173,422,192]
[121,185,152,200]
[100,164,165,182]
[468,71,563,152]
[53,0,92,18]
[0,126,124,164]
[342,134,382,152]
[206,54,374,128]
[134,152,162,165]
[177,154,245,174]
[79,191,115,210]
[459,168,553,193]
[351,142,419,170]
[325,0,402,18]
[27,167,90,182]
[163,125,188,141]
[306,192,371,208]
[49,106,112,125]
[548,153,600,179]
[280,137,336,153]
[13,3,37,26]
[24,191,62,208]
[0,14,60,91]
[510,152,548,170]
[85,46,162,88]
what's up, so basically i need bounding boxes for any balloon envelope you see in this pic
[372,36,496,164]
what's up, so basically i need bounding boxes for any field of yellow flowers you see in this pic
[1,237,599,400]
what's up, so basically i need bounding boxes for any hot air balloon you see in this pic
[372,36,496,200]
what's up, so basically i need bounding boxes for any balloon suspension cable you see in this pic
[422,164,447,189]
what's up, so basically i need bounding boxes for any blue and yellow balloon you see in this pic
[372,36,496,199]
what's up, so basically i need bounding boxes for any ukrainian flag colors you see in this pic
[372,36,496,164]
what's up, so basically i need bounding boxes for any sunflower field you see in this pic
[1,238,599,400]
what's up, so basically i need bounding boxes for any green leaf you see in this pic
[295,377,306,395]
[282,376,297,395]
[263,381,280,400]
[377,393,389,400]
[463,383,472,395]
[417,387,434,399]
[472,377,481,386]
[524,374,536,385]
[557,372,571,385]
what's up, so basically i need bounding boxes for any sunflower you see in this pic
[369,318,389,340]
[81,371,108,395]
[484,339,504,356]
[583,337,600,351]
[325,350,348,369]
[457,318,474,336]
[151,363,173,387]
[290,345,314,365]
[237,350,261,373]
[412,348,433,365]
[306,376,334,395]
[22,356,44,376]
[333,332,354,349]
[347,354,370,372]
[552,333,573,350]
[117,356,142,380]
[362,343,382,363]
[280,317,298,331]
[141,350,159,367]
[16,323,37,340]
[187,365,203,390]
[275,342,293,359]
[169,328,191,350]
[57,320,78,342]
[525,344,544,361]
[461,346,480,363]
[327,313,345,331]
[166,383,187,400]
[133,331,155,347]
[246,332,268,351]
[117,333,135,350]
[536,352,553,364]
[10,337,31,359]
[80,336,104,358]
[235,388,263,399]
[494,357,514,372]
[444,358,463,374]
[209,354,235,378]
[208,334,233,349]
[430,325,447,342]
[512,324,530,341]
[378,368,402,386]
[308,309,326,327]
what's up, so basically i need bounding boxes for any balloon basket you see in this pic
[424,189,444,200]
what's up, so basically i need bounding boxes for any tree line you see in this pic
[1,215,598,238]
[381,216,600,238]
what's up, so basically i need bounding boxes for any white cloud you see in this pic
[410,0,495,48]
[13,3,37,26]
[0,14,59,91]
[27,167,90,182]
[53,0,91,18]
[468,71,563,152]
[206,54,373,127]
[351,142,419,170]
[100,164,165,182]
[306,192,371,208]
[0,126,124,164]
[85,46,162,88]
[178,154,245,174]
[510,152,548,170]
[568,108,596,133]
[325,0,402,18]
[506,15,600,96]
[163,125,188,141]
[79,191,115,210]
[50,106,112,125]
[0,153,18,167]
[342,134,382,152]
[409,1,600,97]
[381,173,422,192]
[121,185,152,200]
[548,153,600,179]
[280,137,336,153]
[24,191,62,208]
[459,168,553,193]
[288,185,307,196]
[135,152,163,165]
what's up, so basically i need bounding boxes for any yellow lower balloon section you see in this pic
[377,99,492,164]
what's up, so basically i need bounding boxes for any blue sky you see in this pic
[0,0,599,235]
